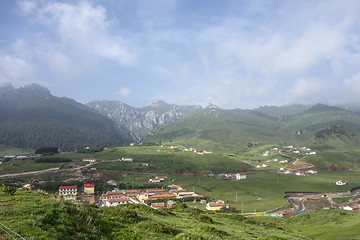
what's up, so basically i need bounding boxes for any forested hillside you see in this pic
[0,83,128,151]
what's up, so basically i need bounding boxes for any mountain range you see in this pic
[1,82,360,153]
[144,103,360,152]
[0,83,201,151]
[86,100,201,141]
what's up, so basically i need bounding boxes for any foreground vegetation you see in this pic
[0,189,309,239]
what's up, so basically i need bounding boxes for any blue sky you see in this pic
[1,0,360,109]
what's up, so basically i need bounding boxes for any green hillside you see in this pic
[145,104,360,153]
[0,84,129,151]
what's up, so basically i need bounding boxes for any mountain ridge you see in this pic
[0,83,129,151]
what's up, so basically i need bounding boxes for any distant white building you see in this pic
[103,198,131,207]
[236,173,246,180]
[336,180,348,186]
[120,157,133,162]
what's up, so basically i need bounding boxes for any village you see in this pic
[56,177,230,211]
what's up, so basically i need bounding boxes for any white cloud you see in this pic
[115,87,131,97]
[0,55,35,85]
[36,1,136,65]
[286,78,333,104]
[16,0,36,14]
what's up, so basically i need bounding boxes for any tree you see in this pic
[0,184,17,196]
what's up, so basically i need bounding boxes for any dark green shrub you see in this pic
[200,226,227,236]
[137,221,178,235]
[35,157,72,163]
[196,215,213,224]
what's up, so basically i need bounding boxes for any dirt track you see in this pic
[0,162,93,179]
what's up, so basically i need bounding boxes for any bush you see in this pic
[0,184,17,196]
[137,221,177,235]
[228,214,246,221]
[196,215,213,224]
[188,208,203,216]
[200,226,227,236]
[77,148,103,154]
[174,232,204,240]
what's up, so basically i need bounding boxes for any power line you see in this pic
[0,223,26,240]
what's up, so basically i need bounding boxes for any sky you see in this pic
[0,0,360,109]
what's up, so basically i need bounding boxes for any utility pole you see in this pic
[236,193,238,202]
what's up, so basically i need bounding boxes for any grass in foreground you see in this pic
[0,189,309,239]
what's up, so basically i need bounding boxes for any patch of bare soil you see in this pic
[292,161,315,169]
[304,199,331,211]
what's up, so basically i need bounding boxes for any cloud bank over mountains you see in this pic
[0,0,360,108]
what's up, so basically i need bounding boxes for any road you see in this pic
[0,162,94,179]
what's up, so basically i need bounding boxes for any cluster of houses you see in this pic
[278,169,318,176]
[0,154,41,163]
[256,164,270,168]
[181,146,213,155]
[269,145,316,155]
[82,157,134,163]
[58,183,229,210]
[217,173,247,180]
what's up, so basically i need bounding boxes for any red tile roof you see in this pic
[106,198,130,203]
[149,194,174,199]
[59,186,77,189]
[84,184,95,188]
[108,191,125,195]
[209,203,225,207]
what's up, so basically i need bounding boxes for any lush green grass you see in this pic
[86,146,252,174]
[0,144,33,156]
[0,189,310,239]
[0,159,62,174]
[299,151,360,171]
[169,172,360,213]
[257,209,360,240]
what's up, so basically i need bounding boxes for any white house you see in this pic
[104,198,131,207]
[343,205,359,211]
[82,158,97,163]
[203,150,213,154]
[236,173,246,180]
[307,170,318,174]
[121,157,133,162]
[149,178,161,183]
[336,180,348,185]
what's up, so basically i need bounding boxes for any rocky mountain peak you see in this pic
[149,100,169,108]
[0,82,15,95]
[21,83,51,95]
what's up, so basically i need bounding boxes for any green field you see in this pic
[0,145,33,156]
[257,209,360,240]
